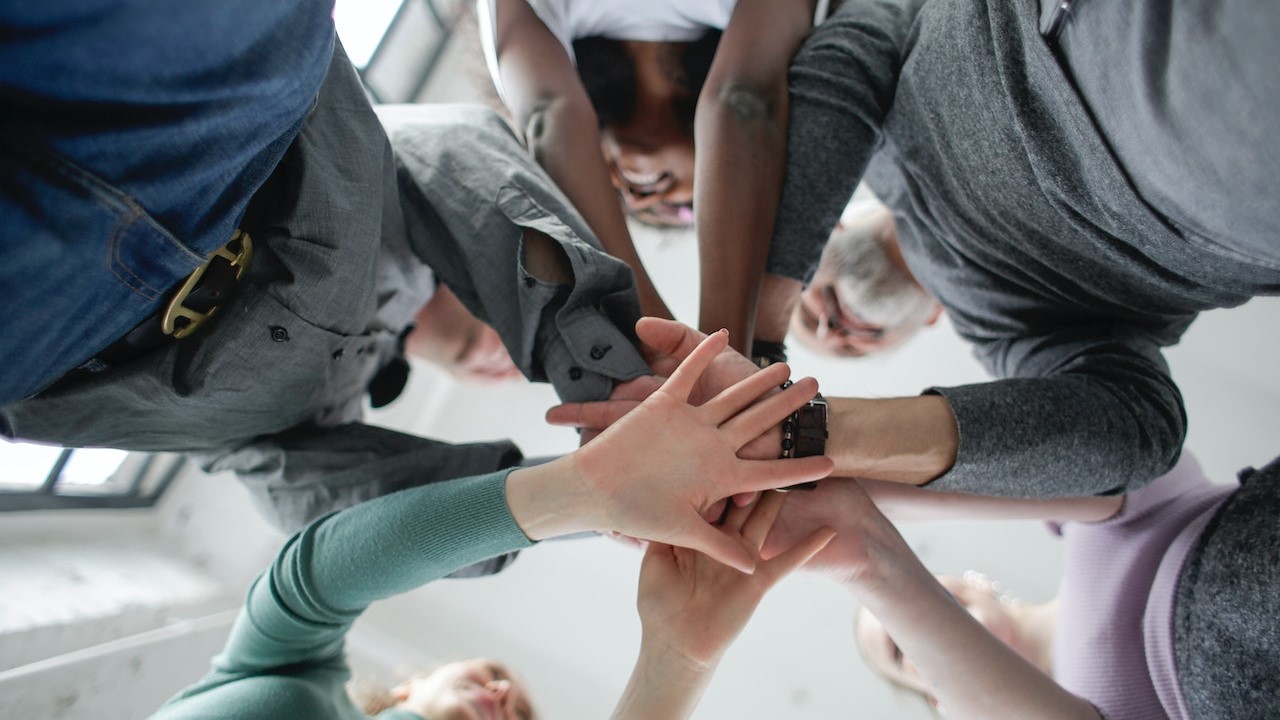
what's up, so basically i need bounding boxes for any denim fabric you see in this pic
[0,0,334,404]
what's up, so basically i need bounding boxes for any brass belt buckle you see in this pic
[161,230,253,339]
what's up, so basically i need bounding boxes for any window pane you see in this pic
[335,0,406,68]
[0,439,62,489]
[58,449,130,489]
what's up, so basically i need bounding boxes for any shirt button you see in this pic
[568,366,583,381]
[589,345,610,360]
[270,326,290,342]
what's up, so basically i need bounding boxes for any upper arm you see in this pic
[699,0,817,118]
[490,0,596,139]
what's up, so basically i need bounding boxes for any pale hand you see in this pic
[547,318,783,461]
[571,329,833,573]
[637,490,835,667]
[760,477,916,589]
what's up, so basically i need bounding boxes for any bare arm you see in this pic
[840,484,1101,719]
[694,0,816,353]
[492,0,671,319]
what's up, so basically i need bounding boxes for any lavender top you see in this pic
[1052,453,1235,719]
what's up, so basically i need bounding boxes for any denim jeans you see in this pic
[0,0,335,405]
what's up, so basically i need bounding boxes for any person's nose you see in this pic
[485,679,510,702]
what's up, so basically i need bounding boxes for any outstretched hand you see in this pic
[547,318,783,460]
[637,491,836,667]
[569,329,833,573]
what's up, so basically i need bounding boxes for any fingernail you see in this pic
[718,328,729,335]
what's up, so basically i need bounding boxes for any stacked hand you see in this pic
[760,476,922,591]
[637,490,836,667]
[612,491,835,720]
[547,318,785,461]
[508,327,833,573]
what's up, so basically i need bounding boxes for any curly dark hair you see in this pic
[571,30,723,133]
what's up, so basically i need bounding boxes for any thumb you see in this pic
[758,527,837,584]
[545,400,639,428]
[675,517,758,575]
[637,317,706,362]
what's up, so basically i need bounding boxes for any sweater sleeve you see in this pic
[215,470,534,677]
[925,322,1186,497]
[766,0,924,282]
[194,421,523,538]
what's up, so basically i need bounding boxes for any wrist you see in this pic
[637,632,721,680]
[505,456,596,540]
[827,395,958,484]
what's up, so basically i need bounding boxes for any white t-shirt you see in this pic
[478,0,739,106]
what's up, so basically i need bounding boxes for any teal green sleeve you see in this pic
[217,468,534,675]
[153,469,535,718]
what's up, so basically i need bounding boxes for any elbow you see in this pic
[700,82,785,130]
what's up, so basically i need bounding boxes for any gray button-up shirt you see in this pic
[2,50,648,536]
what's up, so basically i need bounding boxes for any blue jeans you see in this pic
[0,1,334,405]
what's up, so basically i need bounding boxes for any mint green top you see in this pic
[150,469,533,720]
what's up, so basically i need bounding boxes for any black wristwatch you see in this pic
[779,388,828,491]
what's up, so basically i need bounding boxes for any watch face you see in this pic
[793,400,828,458]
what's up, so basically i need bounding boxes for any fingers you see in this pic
[678,517,757,575]
[758,526,837,584]
[720,493,758,533]
[661,329,728,402]
[699,361,791,426]
[740,490,788,547]
[636,317,707,364]
[545,400,639,429]
[733,455,835,494]
[721,377,820,448]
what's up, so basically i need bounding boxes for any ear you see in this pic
[924,302,943,326]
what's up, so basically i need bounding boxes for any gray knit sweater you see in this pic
[769,0,1280,496]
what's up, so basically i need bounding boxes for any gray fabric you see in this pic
[1174,455,1280,720]
[387,107,650,403]
[1,46,647,539]
[769,0,1280,496]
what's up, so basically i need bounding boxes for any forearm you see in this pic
[852,561,1100,720]
[224,471,531,673]
[525,99,672,320]
[855,476,1124,524]
[694,70,790,354]
[930,337,1186,496]
[611,639,717,720]
[767,0,910,283]
[197,422,522,533]
[827,395,959,485]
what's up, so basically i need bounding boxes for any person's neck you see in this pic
[1009,599,1058,675]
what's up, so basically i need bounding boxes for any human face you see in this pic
[394,658,535,720]
[855,573,1027,703]
[601,123,695,227]
[791,213,940,357]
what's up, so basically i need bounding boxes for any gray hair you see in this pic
[825,211,936,333]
